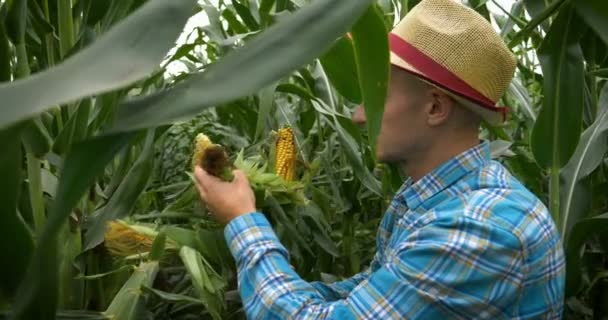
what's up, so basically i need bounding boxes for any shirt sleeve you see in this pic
[225,212,525,319]
[309,271,370,301]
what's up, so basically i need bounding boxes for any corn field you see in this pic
[0,0,606,319]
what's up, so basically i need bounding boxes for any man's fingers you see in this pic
[194,166,210,192]
[233,170,248,184]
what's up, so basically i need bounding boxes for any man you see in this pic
[194,0,566,318]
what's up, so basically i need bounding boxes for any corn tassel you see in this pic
[275,127,296,182]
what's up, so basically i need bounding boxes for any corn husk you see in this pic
[104,220,175,258]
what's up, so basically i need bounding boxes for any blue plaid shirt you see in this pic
[224,141,565,319]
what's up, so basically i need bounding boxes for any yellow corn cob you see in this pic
[191,133,214,171]
[192,133,234,181]
[275,127,296,182]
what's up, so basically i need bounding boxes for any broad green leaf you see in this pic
[104,261,159,319]
[313,232,340,257]
[75,265,132,280]
[489,140,515,159]
[522,0,552,32]
[164,226,199,249]
[565,212,608,296]
[22,117,52,158]
[468,0,491,21]
[179,246,225,320]
[83,130,155,252]
[255,83,277,141]
[509,0,566,48]
[319,36,362,103]
[53,99,93,155]
[110,0,375,132]
[5,0,27,44]
[560,85,608,242]
[196,228,233,267]
[0,123,34,299]
[499,0,526,39]
[12,132,134,318]
[148,230,167,261]
[266,195,314,256]
[83,0,113,27]
[351,4,389,152]
[202,1,226,41]
[101,0,137,30]
[531,6,584,169]
[0,4,11,81]
[142,286,205,305]
[0,0,197,129]
[222,9,248,35]
[0,310,111,319]
[321,104,382,196]
[507,78,536,122]
[259,0,276,26]
[232,0,260,31]
[573,0,608,47]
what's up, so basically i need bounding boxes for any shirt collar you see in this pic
[397,140,491,210]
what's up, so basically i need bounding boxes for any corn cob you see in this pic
[104,221,157,257]
[104,220,177,259]
[275,127,296,182]
[192,133,234,182]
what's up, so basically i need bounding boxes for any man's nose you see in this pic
[352,105,366,127]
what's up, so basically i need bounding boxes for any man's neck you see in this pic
[401,135,480,182]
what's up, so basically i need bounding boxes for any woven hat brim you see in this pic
[390,51,504,125]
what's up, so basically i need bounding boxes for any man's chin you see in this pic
[376,150,396,164]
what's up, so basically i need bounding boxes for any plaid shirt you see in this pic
[224,141,565,319]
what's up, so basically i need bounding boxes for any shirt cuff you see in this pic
[224,212,281,261]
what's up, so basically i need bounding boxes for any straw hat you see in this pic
[390,0,517,124]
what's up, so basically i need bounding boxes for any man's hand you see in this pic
[194,166,256,225]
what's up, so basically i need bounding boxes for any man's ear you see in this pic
[425,88,454,126]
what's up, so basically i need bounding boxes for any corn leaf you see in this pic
[0,0,197,129]
[195,228,233,267]
[179,246,226,320]
[0,123,34,300]
[164,226,199,249]
[148,230,167,261]
[142,286,205,305]
[5,0,27,44]
[53,99,93,155]
[531,6,585,169]
[565,212,608,296]
[232,0,260,31]
[11,132,134,318]
[0,310,111,319]
[0,4,12,81]
[104,261,159,319]
[83,129,156,252]
[110,0,376,132]
[509,0,566,48]
[255,83,277,141]
[560,85,608,242]
[319,36,362,104]
[323,104,382,196]
[573,0,608,47]
[507,78,536,122]
[21,117,52,158]
[351,4,389,152]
